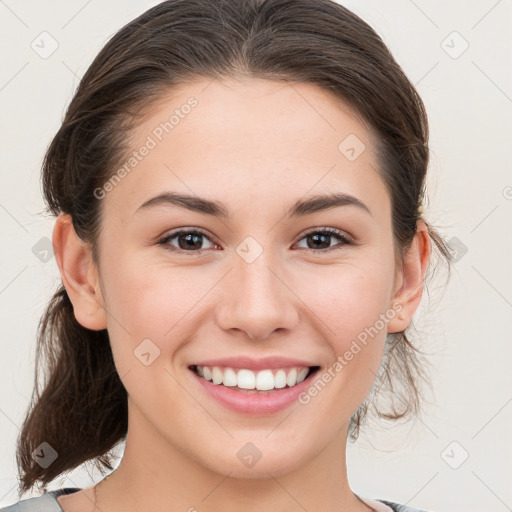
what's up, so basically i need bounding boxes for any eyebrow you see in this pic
[134,191,372,218]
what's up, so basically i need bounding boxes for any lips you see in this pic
[189,363,320,415]
[187,357,321,415]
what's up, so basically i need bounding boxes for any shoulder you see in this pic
[376,499,431,512]
[358,495,431,512]
[0,488,81,512]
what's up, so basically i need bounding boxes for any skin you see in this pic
[53,77,430,512]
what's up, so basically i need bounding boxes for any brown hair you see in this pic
[17,0,452,495]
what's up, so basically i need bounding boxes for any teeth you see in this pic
[223,367,238,387]
[212,367,223,385]
[297,367,309,383]
[274,369,287,389]
[193,365,313,391]
[237,369,256,389]
[256,369,274,391]
[286,368,297,387]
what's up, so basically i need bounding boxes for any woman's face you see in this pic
[91,77,404,477]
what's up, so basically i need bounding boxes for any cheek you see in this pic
[98,260,201,415]
[102,252,206,332]
[296,261,394,346]
[97,252,205,377]
[292,262,394,406]
[294,302,389,430]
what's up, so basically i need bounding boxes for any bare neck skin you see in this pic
[59,407,372,512]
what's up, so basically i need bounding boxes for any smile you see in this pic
[191,365,320,393]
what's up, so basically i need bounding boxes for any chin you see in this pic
[191,436,317,480]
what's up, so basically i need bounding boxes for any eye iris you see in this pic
[308,233,331,249]
[179,232,203,250]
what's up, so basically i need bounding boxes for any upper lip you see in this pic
[190,356,319,371]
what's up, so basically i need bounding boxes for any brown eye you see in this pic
[158,229,217,254]
[295,228,352,252]
[157,227,352,256]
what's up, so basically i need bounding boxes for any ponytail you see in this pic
[16,285,127,494]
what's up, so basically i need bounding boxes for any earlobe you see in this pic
[52,213,107,331]
[387,220,431,334]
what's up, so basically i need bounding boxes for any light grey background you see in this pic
[1,1,511,511]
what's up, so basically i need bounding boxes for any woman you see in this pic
[3,0,452,511]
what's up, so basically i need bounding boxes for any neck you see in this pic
[96,403,372,512]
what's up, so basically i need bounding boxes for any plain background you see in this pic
[1,1,511,511]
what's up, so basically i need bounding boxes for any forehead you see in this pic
[102,77,388,220]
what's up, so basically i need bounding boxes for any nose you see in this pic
[215,251,299,341]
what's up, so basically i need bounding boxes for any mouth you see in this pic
[188,364,321,394]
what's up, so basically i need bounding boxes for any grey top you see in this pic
[1,488,80,512]
[1,487,430,512]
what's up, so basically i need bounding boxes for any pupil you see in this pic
[180,233,202,250]
[310,233,329,249]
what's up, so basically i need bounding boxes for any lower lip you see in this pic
[190,369,318,416]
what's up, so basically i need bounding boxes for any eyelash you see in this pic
[157,227,353,256]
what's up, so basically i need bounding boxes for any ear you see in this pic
[387,219,431,334]
[52,213,107,331]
